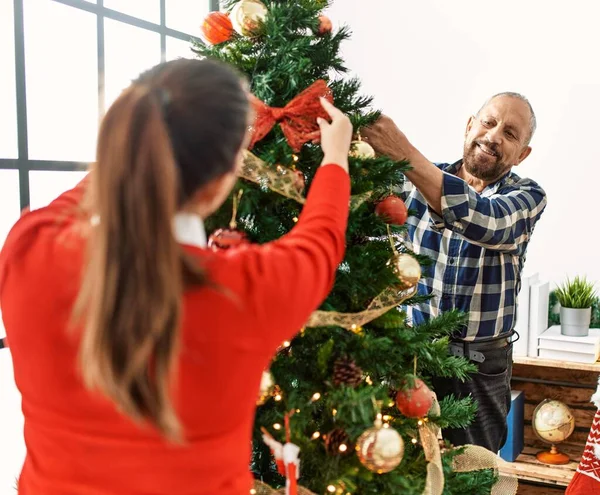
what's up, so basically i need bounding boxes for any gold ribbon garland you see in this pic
[241,150,372,211]
[452,446,519,495]
[253,480,316,495]
[418,397,518,495]
[306,285,416,331]
[241,150,306,204]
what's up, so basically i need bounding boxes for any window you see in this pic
[166,36,196,61]
[24,0,98,162]
[0,1,17,159]
[0,0,207,211]
[29,171,88,211]
[104,20,162,108]
[104,0,160,24]
[166,0,210,36]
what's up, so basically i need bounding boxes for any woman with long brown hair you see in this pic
[0,58,352,494]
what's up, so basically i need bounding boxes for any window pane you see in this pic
[0,170,20,251]
[166,36,196,61]
[104,0,160,24]
[24,0,98,162]
[0,0,18,158]
[166,0,210,36]
[29,170,88,211]
[104,20,161,109]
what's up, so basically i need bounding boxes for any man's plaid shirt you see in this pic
[401,160,547,341]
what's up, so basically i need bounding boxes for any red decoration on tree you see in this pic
[208,190,248,251]
[375,195,408,226]
[317,15,332,35]
[292,169,305,194]
[249,79,334,152]
[207,228,248,251]
[201,12,234,45]
[395,378,434,418]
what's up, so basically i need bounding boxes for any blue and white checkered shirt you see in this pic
[402,160,547,341]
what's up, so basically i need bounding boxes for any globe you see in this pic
[532,399,575,465]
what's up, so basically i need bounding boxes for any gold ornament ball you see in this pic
[257,370,274,405]
[356,424,405,474]
[389,253,421,289]
[349,140,376,159]
[230,0,268,37]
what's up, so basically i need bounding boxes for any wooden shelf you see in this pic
[500,445,581,488]
[514,356,600,372]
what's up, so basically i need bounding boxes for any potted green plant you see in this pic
[556,276,598,337]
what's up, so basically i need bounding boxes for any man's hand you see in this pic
[364,115,445,214]
[362,115,416,162]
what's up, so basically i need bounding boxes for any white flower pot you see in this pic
[560,307,592,337]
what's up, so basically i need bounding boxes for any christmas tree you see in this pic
[194,1,499,493]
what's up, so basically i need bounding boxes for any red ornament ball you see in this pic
[208,228,248,251]
[317,15,332,35]
[293,169,305,194]
[395,378,434,418]
[201,12,234,45]
[375,195,408,226]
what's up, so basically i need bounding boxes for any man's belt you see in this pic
[448,332,515,363]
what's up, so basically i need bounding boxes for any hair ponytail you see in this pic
[75,85,195,441]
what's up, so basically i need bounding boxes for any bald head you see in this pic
[477,92,536,145]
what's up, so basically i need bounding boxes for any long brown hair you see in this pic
[75,59,249,441]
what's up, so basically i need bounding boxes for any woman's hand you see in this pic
[317,98,352,173]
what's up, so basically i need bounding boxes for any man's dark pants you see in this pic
[433,339,513,453]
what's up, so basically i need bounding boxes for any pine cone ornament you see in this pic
[324,428,352,456]
[333,356,363,388]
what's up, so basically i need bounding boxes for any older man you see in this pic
[363,93,547,452]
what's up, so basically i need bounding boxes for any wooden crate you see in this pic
[500,357,600,494]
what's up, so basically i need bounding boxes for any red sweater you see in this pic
[0,164,350,495]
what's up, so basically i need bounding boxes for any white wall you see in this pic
[327,0,600,288]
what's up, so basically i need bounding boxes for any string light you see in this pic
[339,444,348,453]
[383,423,390,429]
[332,408,337,416]
[296,409,301,413]
[383,415,392,421]
[282,341,291,348]
[292,154,299,163]
[417,420,424,426]
[311,431,321,440]
[411,438,418,444]
[273,423,282,431]
[293,217,299,223]
[250,490,257,494]
[327,486,336,493]
[350,324,363,334]
[388,401,395,408]
[365,375,373,385]
[274,393,282,402]
[311,392,321,402]
[376,413,383,421]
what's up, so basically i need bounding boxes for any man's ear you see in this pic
[465,116,475,137]
[514,146,532,166]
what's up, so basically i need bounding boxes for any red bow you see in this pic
[249,80,334,152]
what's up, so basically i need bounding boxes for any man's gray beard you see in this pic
[462,143,510,182]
